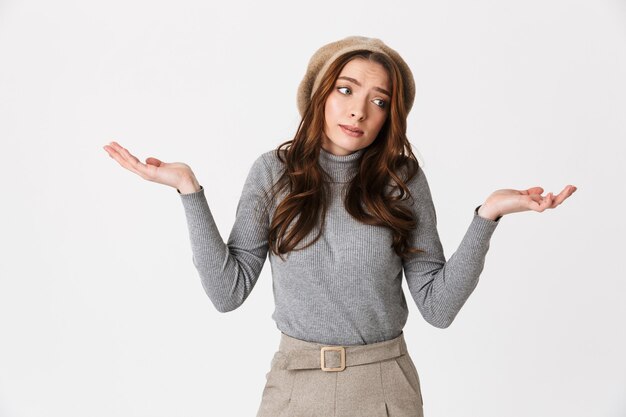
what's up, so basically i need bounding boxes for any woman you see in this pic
[103,36,577,417]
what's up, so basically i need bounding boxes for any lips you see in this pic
[340,124,364,134]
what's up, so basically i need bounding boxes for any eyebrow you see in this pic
[337,76,391,97]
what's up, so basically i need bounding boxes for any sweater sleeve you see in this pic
[178,154,272,312]
[402,168,500,328]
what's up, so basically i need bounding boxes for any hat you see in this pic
[296,35,416,118]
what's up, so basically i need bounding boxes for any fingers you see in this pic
[527,191,553,212]
[552,190,567,207]
[104,141,152,179]
[523,186,544,196]
[528,193,543,204]
[545,192,554,209]
[104,141,140,175]
[145,157,162,167]
[531,185,579,212]
[536,193,552,211]
[551,185,577,207]
[525,183,578,212]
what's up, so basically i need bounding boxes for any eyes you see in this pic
[336,86,387,109]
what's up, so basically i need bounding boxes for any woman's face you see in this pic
[322,57,391,156]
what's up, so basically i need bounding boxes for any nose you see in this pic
[350,109,365,120]
[351,111,364,121]
[350,105,366,121]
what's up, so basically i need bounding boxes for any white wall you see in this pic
[0,0,624,416]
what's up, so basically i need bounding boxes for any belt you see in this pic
[282,333,407,372]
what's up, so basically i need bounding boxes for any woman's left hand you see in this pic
[478,185,578,220]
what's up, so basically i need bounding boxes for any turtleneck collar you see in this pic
[318,147,365,183]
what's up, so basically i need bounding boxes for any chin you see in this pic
[323,130,373,154]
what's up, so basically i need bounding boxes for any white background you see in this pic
[1,0,625,416]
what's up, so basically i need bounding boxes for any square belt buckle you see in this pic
[320,346,346,372]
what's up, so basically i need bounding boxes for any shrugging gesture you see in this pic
[477,185,578,221]
[103,141,202,194]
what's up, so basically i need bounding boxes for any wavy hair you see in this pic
[266,50,425,262]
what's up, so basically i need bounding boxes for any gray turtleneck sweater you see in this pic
[178,147,500,345]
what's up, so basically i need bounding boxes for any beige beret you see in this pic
[296,35,416,118]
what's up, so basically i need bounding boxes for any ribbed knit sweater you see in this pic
[178,147,500,345]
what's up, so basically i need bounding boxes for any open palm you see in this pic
[486,185,577,217]
[103,141,197,190]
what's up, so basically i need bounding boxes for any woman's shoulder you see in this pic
[255,148,287,173]
[386,155,432,207]
[244,148,287,189]
[258,147,285,161]
[389,154,425,186]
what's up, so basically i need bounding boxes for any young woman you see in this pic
[103,36,577,417]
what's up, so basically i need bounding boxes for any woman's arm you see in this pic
[103,141,273,313]
[402,169,500,328]
[402,168,577,329]
[178,155,272,313]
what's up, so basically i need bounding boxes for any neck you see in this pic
[318,147,364,183]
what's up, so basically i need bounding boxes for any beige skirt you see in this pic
[256,331,424,417]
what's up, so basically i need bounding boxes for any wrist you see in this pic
[177,175,202,195]
[476,204,502,222]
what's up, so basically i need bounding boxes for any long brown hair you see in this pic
[266,49,425,262]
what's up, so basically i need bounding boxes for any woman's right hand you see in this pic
[103,141,201,193]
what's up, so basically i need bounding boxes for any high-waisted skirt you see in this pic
[256,331,424,417]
